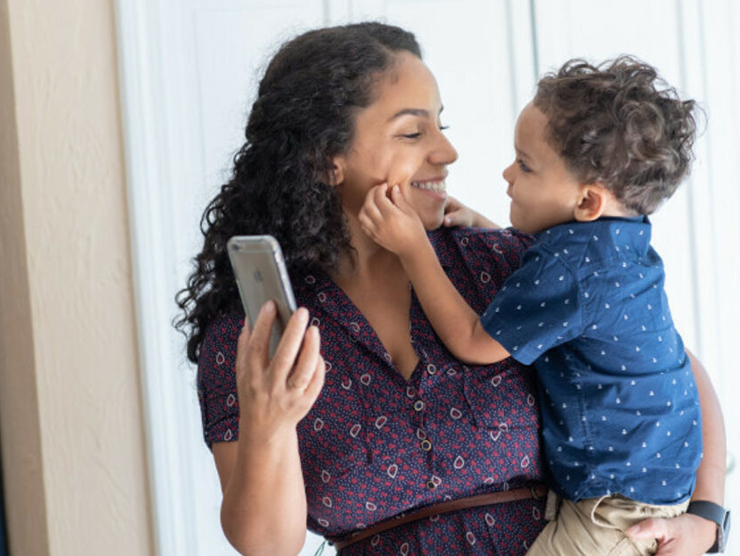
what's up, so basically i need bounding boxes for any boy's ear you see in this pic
[573,184,609,222]
[324,156,345,186]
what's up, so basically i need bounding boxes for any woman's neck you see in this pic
[332,212,407,284]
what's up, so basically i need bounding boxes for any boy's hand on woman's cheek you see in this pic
[358,184,426,257]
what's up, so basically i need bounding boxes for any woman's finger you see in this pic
[627,518,679,556]
[628,513,714,556]
[268,307,310,386]
[302,355,326,406]
[235,316,253,381]
[247,300,278,371]
[627,517,669,541]
[287,325,321,390]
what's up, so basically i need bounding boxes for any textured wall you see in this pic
[0,2,50,554]
[0,0,154,554]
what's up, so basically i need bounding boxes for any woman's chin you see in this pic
[409,187,448,229]
[420,210,446,231]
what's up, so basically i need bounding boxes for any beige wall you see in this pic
[0,0,154,554]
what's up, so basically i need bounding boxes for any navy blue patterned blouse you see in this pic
[198,227,546,555]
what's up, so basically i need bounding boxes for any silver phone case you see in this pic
[227,235,297,356]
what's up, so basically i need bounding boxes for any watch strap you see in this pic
[686,500,730,553]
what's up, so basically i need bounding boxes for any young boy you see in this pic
[359,57,704,555]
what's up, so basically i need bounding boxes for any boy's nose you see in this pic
[502,162,515,184]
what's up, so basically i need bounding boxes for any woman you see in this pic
[177,22,725,555]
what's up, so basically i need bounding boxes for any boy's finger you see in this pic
[391,185,421,219]
[360,195,384,224]
[386,172,412,193]
[269,307,310,385]
[443,210,463,227]
[358,211,377,236]
[374,185,401,216]
[443,196,462,212]
[373,183,392,205]
[371,183,388,199]
[391,185,409,208]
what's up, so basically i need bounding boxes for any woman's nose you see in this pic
[430,130,458,166]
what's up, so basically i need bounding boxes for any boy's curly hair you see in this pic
[533,56,698,215]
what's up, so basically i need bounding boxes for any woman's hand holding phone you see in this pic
[235,301,325,443]
[217,302,324,554]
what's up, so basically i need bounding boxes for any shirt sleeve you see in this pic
[461,227,534,282]
[480,247,584,365]
[197,310,243,449]
[430,227,534,312]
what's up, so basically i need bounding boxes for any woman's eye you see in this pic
[439,125,449,131]
[401,132,422,139]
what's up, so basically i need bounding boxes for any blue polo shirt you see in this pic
[481,217,702,505]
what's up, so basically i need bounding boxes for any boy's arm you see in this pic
[359,184,509,365]
[627,350,726,554]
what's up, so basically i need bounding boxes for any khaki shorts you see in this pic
[526,494,689,556]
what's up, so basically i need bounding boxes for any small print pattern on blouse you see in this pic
[481,217,702,505]
[198,227,546,555]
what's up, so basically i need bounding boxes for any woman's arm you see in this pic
[687,350,726,506]
[214,302,325,556]
[627,350,726,555]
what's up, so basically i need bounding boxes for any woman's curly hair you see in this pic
[175,22,421,363]
[533,56,699,215]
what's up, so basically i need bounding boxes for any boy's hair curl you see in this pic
[534,56,699,215]
[175,22,421,364]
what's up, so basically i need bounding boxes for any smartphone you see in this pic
[227,235,297,356]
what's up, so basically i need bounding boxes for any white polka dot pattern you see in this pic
[480,218,701,505]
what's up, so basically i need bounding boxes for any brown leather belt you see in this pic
[329,483,548,550]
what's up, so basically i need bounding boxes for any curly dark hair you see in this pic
[533,56,698,215]
[175,22,421,363]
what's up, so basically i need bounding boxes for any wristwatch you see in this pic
[686,500,731,553]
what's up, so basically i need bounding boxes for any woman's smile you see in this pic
[410,175,448,197]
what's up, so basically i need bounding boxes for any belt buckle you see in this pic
[530,484,547,500]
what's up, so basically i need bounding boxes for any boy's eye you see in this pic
[517,159,531,172]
